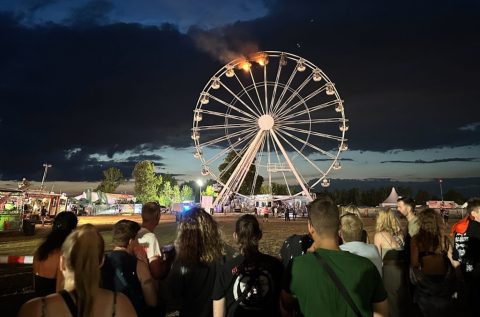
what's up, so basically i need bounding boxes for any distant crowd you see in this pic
[17,196,480,317]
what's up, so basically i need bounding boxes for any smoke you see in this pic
[191,29,259,65]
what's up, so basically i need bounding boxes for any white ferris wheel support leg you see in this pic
[213,130,265,207]
[270,129,313,202]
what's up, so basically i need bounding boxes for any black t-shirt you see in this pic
[166,261,218,317]
[101,251,144,315]
[212,252,283,317]
[453,220,480,276]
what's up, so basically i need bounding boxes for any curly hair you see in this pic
[375,208,402,237]
[415,208,449,252]
[174,207,223,267]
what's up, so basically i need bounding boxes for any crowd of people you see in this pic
[17,196,479,317]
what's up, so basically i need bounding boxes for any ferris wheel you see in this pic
[191,51,348,206]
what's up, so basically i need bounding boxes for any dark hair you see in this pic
[174,207,223,267]
[235,214,262,256]
[397,196,416,212]
[307,198,340,237]
[466,197,480,214]
[415,209,449,253]
[141,202,161,222]
[36,211,78,261]
[112,220,141,247]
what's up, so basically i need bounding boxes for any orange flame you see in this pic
[239,61,251,71]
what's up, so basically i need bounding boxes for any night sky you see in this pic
[1,0,479,190]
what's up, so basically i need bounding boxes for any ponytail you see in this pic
[62,224,104,317]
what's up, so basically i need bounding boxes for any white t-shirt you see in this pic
[340,241,383,277]
[136,227,161,261]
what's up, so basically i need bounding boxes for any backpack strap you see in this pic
[312,252,363,317]
[59,290,78,317]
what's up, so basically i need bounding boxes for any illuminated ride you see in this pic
[191,51,348,207]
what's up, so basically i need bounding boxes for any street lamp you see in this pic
[439,179,444,202]
[196,179,204,205]
[41,163,52,191]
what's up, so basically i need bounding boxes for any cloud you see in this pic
[459,122,480,132]
[66,0,113,26]
[380,158,478,164]
[314,158,354,162]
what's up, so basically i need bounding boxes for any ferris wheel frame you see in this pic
[191,51,348,207]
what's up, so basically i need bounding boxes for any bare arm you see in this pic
[213,298,226,317]
[117,292,138,317]
[137,260,157,307]
[280,290,297,317]
[373,299,389,317]
[17,298,41,317]
[373,233,383,254]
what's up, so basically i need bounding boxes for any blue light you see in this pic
[183,205,191,211]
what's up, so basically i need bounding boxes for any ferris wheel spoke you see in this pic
[271,66,298,115]
[234,74,264,117]
[199,109,254,123]
[275,129,327,176]
[198,127,256,148]
[270,132,292,196]
[281,125,344,142]
[274,74,313,117]
[205,130,257,165]
[267,131,272,191]
[278,117,344,125]
[276,84,328,119]
[217,134,255,180]
[195,123,255,131]
[278,100,339,121]
[217,83,261,118]
[268,57,284,113]
[250,132,267,196]
[269,130,313,200]
[276,128,337,159]
[263,66,269,114]
[210,95,256,119]
[249,68,265,114]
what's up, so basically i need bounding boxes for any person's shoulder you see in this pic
[17,297,42,317]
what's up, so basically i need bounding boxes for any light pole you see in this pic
[196,179,203,205]
[40,163,52,191]
[439,179,444,202]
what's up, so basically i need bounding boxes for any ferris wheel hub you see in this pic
[258,114,275,131]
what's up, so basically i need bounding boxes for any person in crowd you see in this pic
[212,214,283,317]
[162,207,224,317]
[284,206,290,221]
[101,220,157,316]
[136,202,167,280]
[410,209,455,316]
[397,197,419,237]
[340,204,369,243]
[339,213,383,276]
[32,211,78,296]
[40,206,48,227]
[281,198,388,317]
[263,206,269,223]
[441,209,449,225]
[18,224,136,317]
[451,197,480,317]
[374,208,407,317]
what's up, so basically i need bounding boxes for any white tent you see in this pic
[381,187,399,207]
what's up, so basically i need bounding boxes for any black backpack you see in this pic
[228,261,275,316]
[280,234,314,267]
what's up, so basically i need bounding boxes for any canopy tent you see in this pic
[73,191,135,204]
[380,187,399,207]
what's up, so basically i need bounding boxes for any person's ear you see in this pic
[60,255,67,272]
[307,221,315,236]
[233,232,238,242]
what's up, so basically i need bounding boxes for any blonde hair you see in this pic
[375,208,402,236]
[61,224,104,317]
[340,204,362,219]
[340,213,363,242]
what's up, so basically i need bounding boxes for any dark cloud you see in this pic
[380,158,478,164]
[66,0,113,26]
[125,154,164,163]
[314,158,354,162]
[1,0,480,180]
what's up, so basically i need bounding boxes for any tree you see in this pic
[158,181,173,207]
[97,167,124,193]
[202,185,217,197]
[180,185,194,201]
[443,189,466,205]
[172,185,182,204]
[415,190,431,205]
[218,151,263,195]
[132,161,162,203]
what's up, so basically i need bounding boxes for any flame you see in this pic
[255,53,268,66]
[239,61,251,71]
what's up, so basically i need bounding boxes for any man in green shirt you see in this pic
[397,197,419,237]
[280,199,388,317]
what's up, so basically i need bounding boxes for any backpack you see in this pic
[280,234,314,267]
[229,261,275,316]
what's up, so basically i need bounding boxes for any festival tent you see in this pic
[380,187,399,207]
